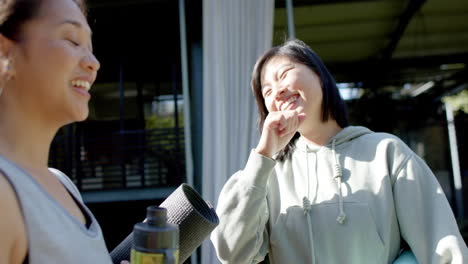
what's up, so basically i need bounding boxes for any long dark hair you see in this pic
[251,39,349,161]
[0,0,87,41]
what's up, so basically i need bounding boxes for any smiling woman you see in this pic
[0,0,112,263]
[211,39,468,264]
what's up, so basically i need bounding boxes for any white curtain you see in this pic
[201,0,274,263]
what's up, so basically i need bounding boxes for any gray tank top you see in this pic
[0,155,113,264]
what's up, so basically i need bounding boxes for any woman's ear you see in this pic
[0,34,15,95]
[0,34,15,79]
[0,33,14,56]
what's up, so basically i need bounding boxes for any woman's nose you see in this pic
[81,52,101,73]
[274,85,288,100]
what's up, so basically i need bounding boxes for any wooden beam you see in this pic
[380,0,426,61]
[327,53,468,84]
[275,0,382,8]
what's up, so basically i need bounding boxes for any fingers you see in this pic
[277,111,304,137]
[298,113,306,123]
[263,110,306,138]
[257,111,306,158]
[277,115,287,132]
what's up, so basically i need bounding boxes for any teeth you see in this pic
[71,80,91,91]
[281,95,298,111]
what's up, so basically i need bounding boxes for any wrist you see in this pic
[255,145,274,159]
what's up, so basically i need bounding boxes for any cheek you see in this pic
[40,45,79,86]
[48,43,76,66]
[35,38,76,63]
[23,41,70,72]
[313,86,324,103]
[302,79,322,101]
[264,97,276,111]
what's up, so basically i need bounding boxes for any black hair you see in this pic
[251,39,349,161]
[0,0,87,41]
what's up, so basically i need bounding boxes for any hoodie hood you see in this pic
[296,126,373,152]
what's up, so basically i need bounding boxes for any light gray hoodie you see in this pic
[211,126,468,264]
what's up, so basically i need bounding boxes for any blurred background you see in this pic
[48,0,467,263]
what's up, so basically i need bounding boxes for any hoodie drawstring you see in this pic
[303,149,316,263]
[302,139,346,262]
[332,139,346,224]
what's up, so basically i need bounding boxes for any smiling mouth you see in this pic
[280,95,298,111]
[71,80,91,91]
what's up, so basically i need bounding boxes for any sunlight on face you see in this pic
[261,56,323,126]
[10,0,99,124]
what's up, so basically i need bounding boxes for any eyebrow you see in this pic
[59,20,92,34]
[59,19,93,51]
[277,63,294,73]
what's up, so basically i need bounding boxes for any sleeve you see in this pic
[210,150,276,264]
[393,154,468,264]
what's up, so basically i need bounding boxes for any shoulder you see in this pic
[355,130,414,156]
[0,172,25,228]
[355,129,402,144]
[333,126,412,156]
[348,130,417,174]
[49,168,83,202]
[0,172,28,264]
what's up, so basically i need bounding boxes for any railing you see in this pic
[49,124,185,192]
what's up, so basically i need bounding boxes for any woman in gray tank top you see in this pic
[0,0,117,263]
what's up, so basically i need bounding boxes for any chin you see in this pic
[76,113,89,122]
[75,116,88,122]
[72,107,89,122]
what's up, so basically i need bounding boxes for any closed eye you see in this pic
[263,88,272,97]
[66,39,80,47]
[280,68,292,80]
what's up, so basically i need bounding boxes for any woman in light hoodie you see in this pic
[211,39,468,264]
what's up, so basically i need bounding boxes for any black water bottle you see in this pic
[131,206,179,264]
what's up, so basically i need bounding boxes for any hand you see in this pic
[120,261,130,264]
[256,110,306,158]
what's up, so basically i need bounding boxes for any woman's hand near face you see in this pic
[256,110,306,158]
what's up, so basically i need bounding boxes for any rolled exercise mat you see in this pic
[110,183,219,264]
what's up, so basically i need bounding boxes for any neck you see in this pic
[299,119,343,146]
[0,102,60,175]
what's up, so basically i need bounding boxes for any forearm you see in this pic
[211,150,275,263]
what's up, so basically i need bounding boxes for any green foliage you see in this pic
[144,113,185,154]
[145,113,184,130]
[144,113,186,183]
